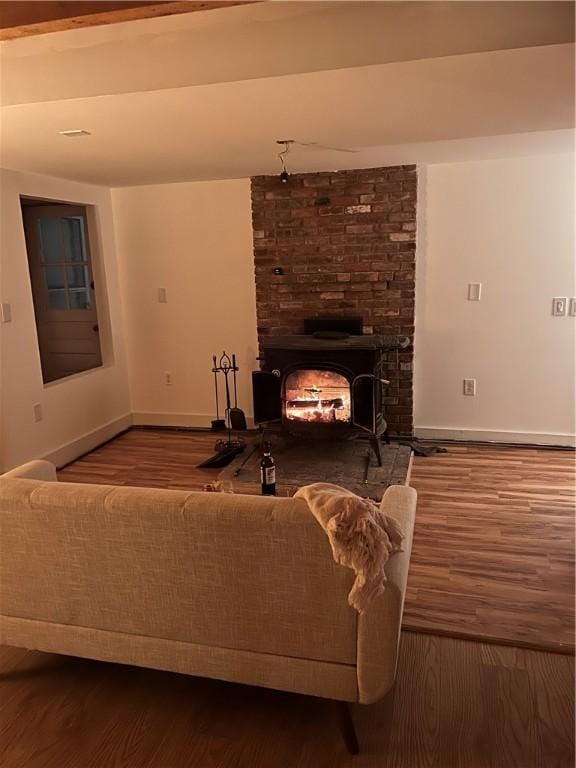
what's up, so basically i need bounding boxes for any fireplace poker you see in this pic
[211,354,226,431]
[232,442,258,477]
[363,448,371,485]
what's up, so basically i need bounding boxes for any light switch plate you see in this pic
[467,283,482,301]
[0,303,12,323]
[552,297,567,316]
[157,288,167,303]
[463,378,476,396]
[569,298,576,317]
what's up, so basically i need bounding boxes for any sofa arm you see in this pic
[1,460,58,482]
[356,485,417,704]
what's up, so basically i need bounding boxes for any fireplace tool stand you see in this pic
[197,352,246,469]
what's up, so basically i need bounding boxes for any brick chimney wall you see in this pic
[250,165,416,436]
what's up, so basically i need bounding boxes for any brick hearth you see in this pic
[251,165,417,436]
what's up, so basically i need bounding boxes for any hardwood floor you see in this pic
[59,429,575,652]
[59,428,222,491]
[0,634,572,767]
[407,444,575,652]
[3,430,574,765]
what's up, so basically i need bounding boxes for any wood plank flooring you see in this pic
[0,634,573,767]
[407,444,575,652]
[58,429,575,652]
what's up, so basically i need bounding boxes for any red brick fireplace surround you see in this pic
[250,165,417,436]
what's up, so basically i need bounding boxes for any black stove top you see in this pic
[261,334,409,352]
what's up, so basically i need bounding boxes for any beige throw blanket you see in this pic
[294,483,404,613]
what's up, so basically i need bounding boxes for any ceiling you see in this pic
[0,1,574,187]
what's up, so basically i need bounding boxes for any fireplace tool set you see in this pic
[197,352,247,468]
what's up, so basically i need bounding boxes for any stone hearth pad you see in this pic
[218,437,412,499]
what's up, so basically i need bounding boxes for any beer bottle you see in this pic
[260,442,276,496]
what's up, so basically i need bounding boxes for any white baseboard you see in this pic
[414,426,576,448]
[38,417,573,472]
[132,412,256,430]
[42,413,133,468]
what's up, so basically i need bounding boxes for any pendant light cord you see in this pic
[278,140,290,174]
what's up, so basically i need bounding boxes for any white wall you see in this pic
[415,154,575,445]
[0,169,131,470]
[113,159,575,444]
[112,179,257,426]
[2,156,572,467]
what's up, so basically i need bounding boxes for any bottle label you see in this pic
[262,467,276,485]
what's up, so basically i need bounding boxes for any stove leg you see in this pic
[370,436,383,467]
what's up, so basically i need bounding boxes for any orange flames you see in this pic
[284,369,351,423]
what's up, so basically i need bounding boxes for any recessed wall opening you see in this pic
[20,197,103,384]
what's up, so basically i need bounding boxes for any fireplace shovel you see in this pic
[229,353,247,430]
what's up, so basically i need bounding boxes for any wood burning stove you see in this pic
[252,319,409,465]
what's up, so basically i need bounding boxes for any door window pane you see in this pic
[44,266,66,289]
[38,219,63,263]
[67,265,88,288]
[62,217,85,262]
[69,290,90,309]
[47,290,68,309]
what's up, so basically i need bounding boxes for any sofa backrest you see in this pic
[0,478,357,666]
[1,459,57,481]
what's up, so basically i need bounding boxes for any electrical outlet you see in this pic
[569,298,576,317]
[157,288,167,303]
[33,403,43,422]
[552,297,567,316]
[467,283,482,301]
[164,371,172,386]
[463,378,476,396]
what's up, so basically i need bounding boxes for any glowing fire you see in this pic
[284,369,351,423]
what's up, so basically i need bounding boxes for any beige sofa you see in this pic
[0,460,416,752]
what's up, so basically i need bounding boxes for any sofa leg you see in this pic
[336,700,359,755]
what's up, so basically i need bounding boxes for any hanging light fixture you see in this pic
[276,139,292,183]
